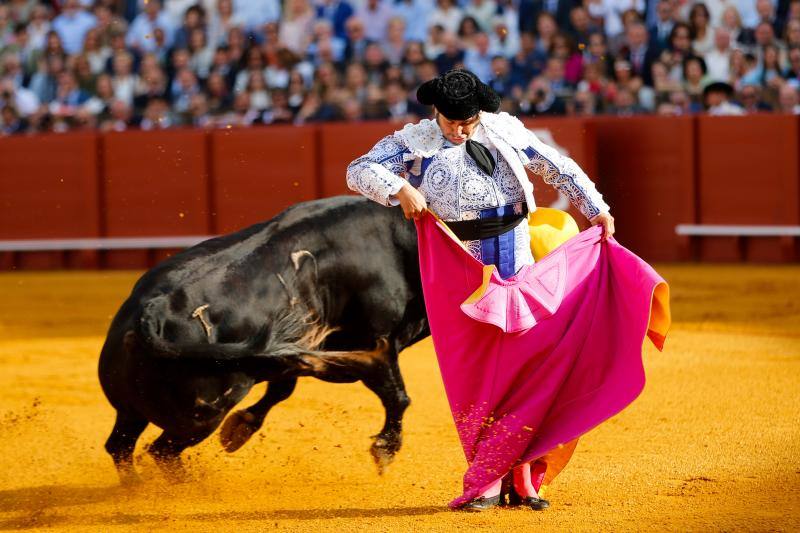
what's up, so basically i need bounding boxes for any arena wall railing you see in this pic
[0,115,797,270]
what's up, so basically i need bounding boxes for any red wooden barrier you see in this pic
[318,121,400,198]
[592,116,696,261]
[1,116,798,269]
[0,132,100,269]
[697,115,800,262]
[102,128,210,268]
[522,117,598,228]
[210,125,318,234]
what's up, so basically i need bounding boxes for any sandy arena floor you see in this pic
[0,265,798,532]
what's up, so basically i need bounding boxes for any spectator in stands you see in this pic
[457,16,481,50]
[703,80,744,114]
[28,53,62,104]
[234,0,281,32]
[262,88,294,123]
[784,19,800,48]
[83,72,115,117]
[315,0,354,41]
[8,24,37,78]
[784,45,800,86]
[584,31,615,78]
[101,99,133,131]
[170,67,200,113]
[383,17,408,65]
[609,86,645,114]
[42,30,67,63]
[51,0,96,55]
[140,96,173,129]
[435,32,465,74]
[705,27,733,82]
[133,61,168,113]
[577,60,612,107]
[588,0,645,41]
[487,54,514,98]
[356,0,394,43]
[187,92,211,126]
[26,4,50,52]
[173,4,206,50]
[620,21,658,85]
[649,0,677,52]
[429,0,463,35]
[568,5,598,49]
[682,55,709,108]
[720,5,754,49]
[488,17,519,58]
[394,0,430,42]
[738,83,773,112]
[209,0,245,48]
[363,42,390,84]
[0,103,27,134]
[534,12,558,56]
[551,32,583,85]
[383,79,425,121]
[463,32,493,82]
[424,24,446,59]
[127,0,174,54]
[508,31,544,88]
[571,87,597,115]
[81,28,111,76]
[111,50,137,105]
[343,16,369,63]
[777,82,800,112]
[755,0,783,38]
[187,28,213,80]
[518,73,567,115]
[689,3,714,56]
[7,0,36,25]
[660,22,694,81]
[464,0,496,33]
[92,3,127,48]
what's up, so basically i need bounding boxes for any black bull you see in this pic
[98,196,430,484]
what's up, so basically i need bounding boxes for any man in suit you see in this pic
[619,22,659,86]
[648,0,677,53]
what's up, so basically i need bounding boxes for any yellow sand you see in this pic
[0,265,798,532]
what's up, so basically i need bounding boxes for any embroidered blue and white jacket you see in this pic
[346,111,610,278]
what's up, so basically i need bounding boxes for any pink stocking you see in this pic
[513,463,537,498]
[513,460,547,498]
[477,477,503,498]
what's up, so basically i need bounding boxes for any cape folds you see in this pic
[414,212,670,508]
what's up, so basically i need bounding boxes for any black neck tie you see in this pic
[465,139,496,176]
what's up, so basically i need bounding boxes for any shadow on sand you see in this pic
[0,483,449,530]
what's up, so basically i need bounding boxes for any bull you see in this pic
[98,196,429,484]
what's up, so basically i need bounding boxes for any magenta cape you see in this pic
[414,213,671,508]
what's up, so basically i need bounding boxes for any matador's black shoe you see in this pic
[500,474,550,510]
[459,495,502,512]
[521,496,550,510]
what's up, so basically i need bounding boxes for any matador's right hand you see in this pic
[395,182,428,220]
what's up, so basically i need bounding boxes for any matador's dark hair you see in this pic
[416,69,501,120]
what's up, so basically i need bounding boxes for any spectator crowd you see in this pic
[1,0,799,134]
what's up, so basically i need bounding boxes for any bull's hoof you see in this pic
[219,410,259,453]
[370,436,399,475]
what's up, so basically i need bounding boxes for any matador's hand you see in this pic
[590,212,615,241]
[395,182,428,220]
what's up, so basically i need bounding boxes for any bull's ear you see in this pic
[290,250,318,278]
